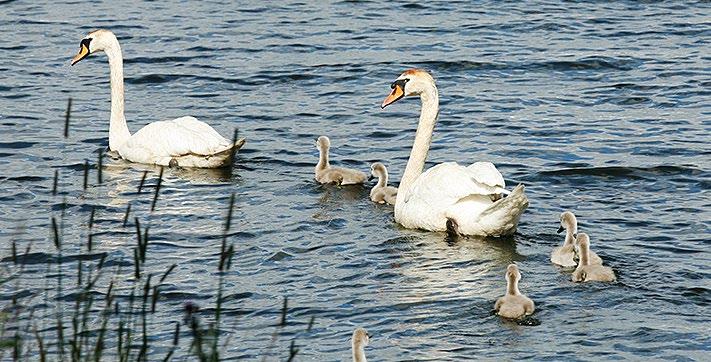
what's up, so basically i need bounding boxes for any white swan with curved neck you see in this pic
[70,29,245,168]
[381,69,528,236]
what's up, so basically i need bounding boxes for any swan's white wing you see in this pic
[406,162,505,204]
[467,162,508,193]
[122,116,231,157]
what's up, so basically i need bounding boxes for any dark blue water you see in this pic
[0,1,709,360]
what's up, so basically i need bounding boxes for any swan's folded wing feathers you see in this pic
[467,162,506,188]
[409,162,505,204]
[129,117,231,157]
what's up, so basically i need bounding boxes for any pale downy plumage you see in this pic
[70,29,245,168]
[314,136,367,185]
[369,162,398,205]
[494,264,535,319]
[351,327,370,362]
[572,233,616,283]
[552,211,578,267]
[381,69,528,236]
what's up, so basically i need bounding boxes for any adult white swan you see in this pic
[70,29,245,168]
[381,69,528,236]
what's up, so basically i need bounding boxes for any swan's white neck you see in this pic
[395,83,439,213]
[506,276,521,296]
[352,343,367,362]
[316,146,330,172]
[104,38,131,151]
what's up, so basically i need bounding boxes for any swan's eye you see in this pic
[80,38,92,52]
[391,78,409,90]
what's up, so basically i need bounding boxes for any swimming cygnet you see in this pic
[494,264,535,319]
[314,136,367,185]
[554,211,602,266]
[574,232,603,266]
[369,162,398,205]
[552,211,578,267]
[351,327,370,362]
[571,233,616,283]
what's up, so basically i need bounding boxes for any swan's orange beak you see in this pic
[381,84,404,109]
[71,42,90,66]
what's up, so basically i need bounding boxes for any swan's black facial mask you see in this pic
[381,78,409,108]
[71,38,92,66]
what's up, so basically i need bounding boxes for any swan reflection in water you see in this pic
[375,230,523,303]
[99,153,240,210]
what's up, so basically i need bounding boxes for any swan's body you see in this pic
[314,136,367,185]
[572,233,616,283]
[369,162,397,205]
[381,69,528,236]
[494,264,535,319]
[70,29,244,168]
[351,327,370,362]
[552,211,578,267]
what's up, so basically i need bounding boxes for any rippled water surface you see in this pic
[1,1,710,360]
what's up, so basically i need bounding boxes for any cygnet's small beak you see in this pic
[368,175,374,181]
[367,332,373,339]
[557,226,565,234]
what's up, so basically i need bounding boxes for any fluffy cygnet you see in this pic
[552,211,578,267]
[572,233,616,283]
[494,264,535,319]
[369,162,398,205]
[314,136,367,185]
[351,327,370,362]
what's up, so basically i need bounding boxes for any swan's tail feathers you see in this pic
[479,184,529,236]
[225,137,246,167]
[233,138,246,150]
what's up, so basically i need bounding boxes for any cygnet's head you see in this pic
[558,211,578,235]
[381,69,436,108]
[575,232,590,251]
[370,162,387,177]
[351,327,370,348]
[316,136,330,151]
[71,29,119,66]
[505,264,521,284]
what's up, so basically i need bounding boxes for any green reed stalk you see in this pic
[33,325,46,362]
[97,149,103,184]
[151,167,164,212]
[138,171,148,194]
[83,160,89,190]
[52,170,58,196]
[64,98,72,138]
[123,203,131,227]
